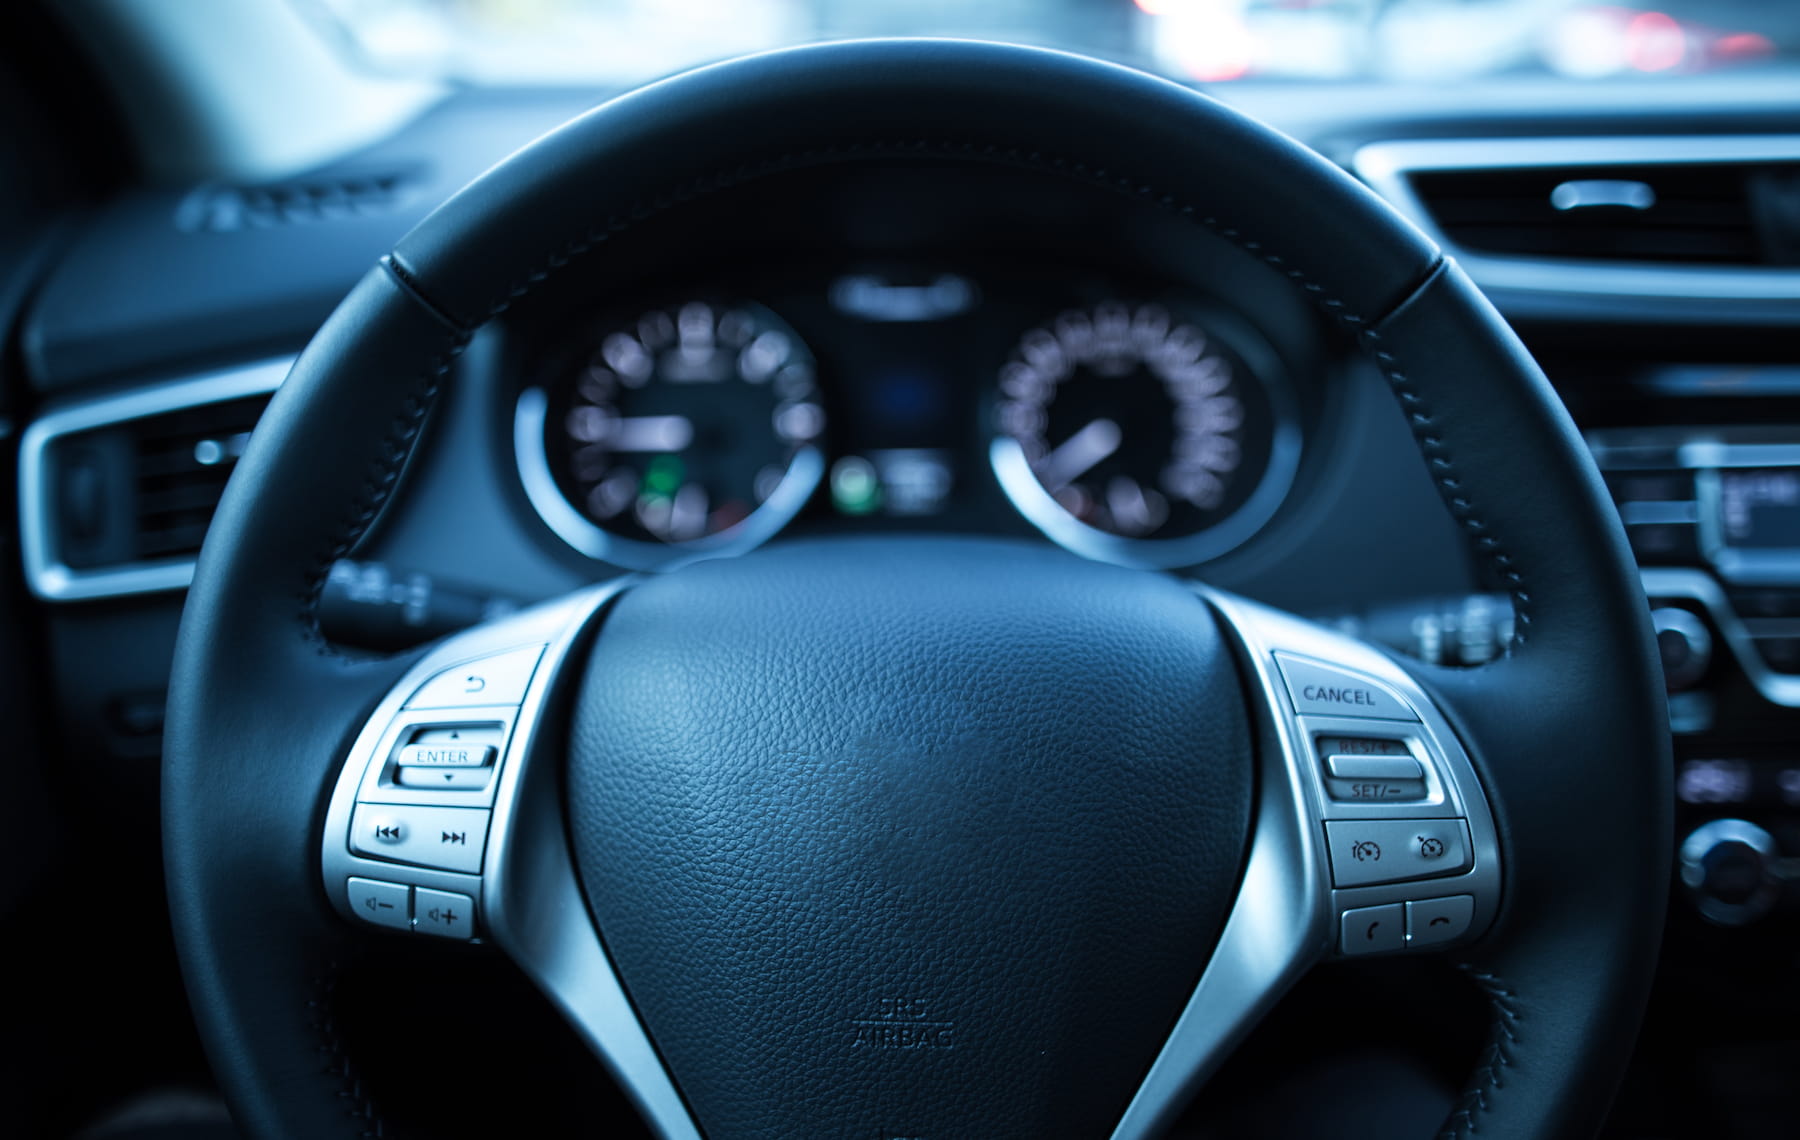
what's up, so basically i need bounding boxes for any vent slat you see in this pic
[1410,160,1789,266]
[123,394,269,562]
[54,392,271,572]
[175,168,419,233]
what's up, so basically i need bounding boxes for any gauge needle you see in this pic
[610,415,695,452]
[1036,418,1122,493]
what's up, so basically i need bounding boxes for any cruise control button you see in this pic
[405,646,544,709]
[1325,777,1427,803]
[1325,754,1422,781]
[1275,654,1416,721]
[415,888,476,940]
[351,804,490,874]
[1340,903,1404,956]
[1324,818,1471,888]
[1324,752,1427,802]
[346,877,412,931]
[1407,895,1475,947]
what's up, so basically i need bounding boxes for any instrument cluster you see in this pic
[514,266,1304,571]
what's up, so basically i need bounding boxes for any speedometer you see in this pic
[516,300,825,568]
[990,301,1298,568]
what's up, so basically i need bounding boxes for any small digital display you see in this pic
[1718,468,1800,551]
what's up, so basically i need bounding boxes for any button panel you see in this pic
[336,646,553,941]
[1325,819,1471,888]
[358,717,513,808]
[351,803,490,874]
[1281,661,1489,959]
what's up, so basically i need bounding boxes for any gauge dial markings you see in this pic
[544,300,825,553]
[993,299,1287,562]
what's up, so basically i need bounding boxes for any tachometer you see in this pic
[990,301,1297,568]
[516,300,825,567]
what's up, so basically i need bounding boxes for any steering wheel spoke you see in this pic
[1115,590,1504,1136]
[319,579,702,1136]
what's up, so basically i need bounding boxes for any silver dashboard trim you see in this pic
[1641,566,1800,708]
[17,356,292,601]
[1353,135,1800,302]
[513,385,823,571]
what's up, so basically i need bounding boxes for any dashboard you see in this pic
[4,24,1800,1139]
[512,269,1299,572]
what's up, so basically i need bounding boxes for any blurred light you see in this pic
[1626,11,1685,73]
[1544,7,1632,79]
[869,450,953,517]
[830,457,881,516]
[829,273,977,322]
[644,454,684,498]
[1715,32,1777,64]
[1144,0,1257,82]
[1375,0,1532,83]
[1677,759,1751,805]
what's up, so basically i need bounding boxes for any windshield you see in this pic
[300,0,1796,88]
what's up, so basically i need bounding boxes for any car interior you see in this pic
[2,1,1796,1138]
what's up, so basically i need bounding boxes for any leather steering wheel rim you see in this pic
[164,39,1670,1140]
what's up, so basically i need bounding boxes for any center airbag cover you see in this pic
[568,539,1252,1139]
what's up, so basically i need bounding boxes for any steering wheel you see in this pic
[164,40,1670,1140]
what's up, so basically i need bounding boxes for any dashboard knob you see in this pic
[1651,607,1712,692]
[1679,819,1781,926]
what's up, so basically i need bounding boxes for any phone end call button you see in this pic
[1406,895,1475,947]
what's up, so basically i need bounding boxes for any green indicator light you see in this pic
[644,455,684,497]
[831,457,882,516]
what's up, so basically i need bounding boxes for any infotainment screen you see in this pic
[1717,468,1800,551]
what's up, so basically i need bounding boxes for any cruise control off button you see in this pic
[1275,653,1417,722]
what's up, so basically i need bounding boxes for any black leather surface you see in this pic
[1369,263,1671,1140]
[163,266,453,1140]
[390,39,1438,333]
[161,39,1667,1140]
[570,538,1252,1140]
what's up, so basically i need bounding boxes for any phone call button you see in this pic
[1340,903,1405,956]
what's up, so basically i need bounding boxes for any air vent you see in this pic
[1408,163,1774,264]
[1354,137,1800,301]
[20,359,291,600]
[175,168,420,233]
